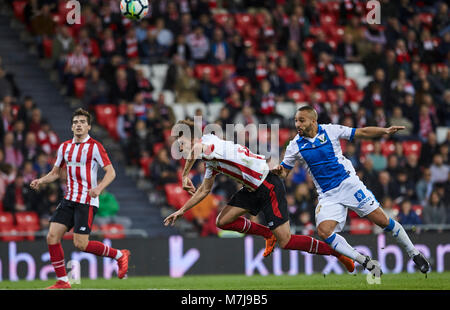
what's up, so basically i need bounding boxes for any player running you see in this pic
[164,120,355,272]
[30,108,130,289]
[272,105,430,274]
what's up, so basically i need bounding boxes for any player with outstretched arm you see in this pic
[164,120,355,272]
[272,105,430,274]
[30,108,130,289]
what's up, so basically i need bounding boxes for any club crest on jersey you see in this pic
[317,133,327,143]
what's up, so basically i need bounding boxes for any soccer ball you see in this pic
[120,0,149,20]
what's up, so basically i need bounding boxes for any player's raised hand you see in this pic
[164,210,184,226]
[385,126,405,135]
[182,177,196,195]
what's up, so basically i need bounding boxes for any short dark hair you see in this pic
[297,105,318,120]
[72,108,92,125]
[176,119,201,139]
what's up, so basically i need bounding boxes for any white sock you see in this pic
[384,218,419,258]
[115,250,123,260]
[325,233,366,265]
[58,276,69,283]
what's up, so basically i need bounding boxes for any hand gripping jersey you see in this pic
[280,124,357,197]
[201,134,270,191]
[54,135,112,207]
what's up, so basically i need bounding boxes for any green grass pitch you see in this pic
[1,272,450,290]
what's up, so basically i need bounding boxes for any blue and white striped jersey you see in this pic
[280,124,357,197]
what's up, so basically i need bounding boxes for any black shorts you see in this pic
[228,172,288,229]
[50,199,97,234]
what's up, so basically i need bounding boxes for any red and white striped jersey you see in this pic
[54,135,111,207]
[201,134,269,191]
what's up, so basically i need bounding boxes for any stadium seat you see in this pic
[194,64,216,79]
[326,26,345,42]
[139,156,153,178]
[153,142,165,155]
[94,105,118,127]
[326,90,338,103]
[42,38,53,58]
[347,89,364,103]
[74,78,87,98]
[0,212,14,228]
[15,212,40,231]
[360,141,375,155]
[287,90,307,103]
[234,13,254,27]
[245,25,260,40]
[412,205,423,218]
[12,0,27,23]
[278,128,292,147]
[320,14,337,27]
[350,218,373,235]
[402,141,422,157]
[164,184,194,221]
[101,223,125,239]
[381,140,395,157]
[233,76,249,90]
[213,13,232,27]
[0,227,24,242]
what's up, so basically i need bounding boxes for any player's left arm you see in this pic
[354,126,405,139]
[89,164,116,198]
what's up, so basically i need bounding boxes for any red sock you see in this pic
[219,216,272,239]
[283,235,340,257]
[85,241,118,259]
[48,243,67,278]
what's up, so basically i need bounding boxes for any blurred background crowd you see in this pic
[0,0,449,239]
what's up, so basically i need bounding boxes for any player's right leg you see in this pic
[46,222,71,289]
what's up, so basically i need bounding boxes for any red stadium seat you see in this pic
[74,77,87,98]
[216,64,236,80]
[278,128,291,147]
[0,227,24,242]
[118,102,128,115]
[194,64,216,79]
[233,76,249,90]
[326,89,338,103]
[320,14,337,27]
[347,89,364,103]
[287,90,307,103]
[253,12,266,28]
[402,141,422,157]
[312,90,327,103]
[245,25,260,40]
[350,218,372,235]
[12,0,27,23]
[43,38,53,58]
[326,26,345,41]
[213,13,232,27]
[94,105,118,127]
[0,212,14,228]
[153,142,165,155]
[234,13,254,27]
[101,223,125,239]
[140,156,153,178]
[412,205,423,218]
[164,184,194,221]
[360,140,375,155]
[15,212,40,231]
[381,140,395,157]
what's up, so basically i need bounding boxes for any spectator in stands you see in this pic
[315,52,338,90]
[117,103,137,165]
[198,71,220,104]
[21,160,36,184]
[0,68,13,100]
[236,45,256,79]
[11,119,26,150]
[17,95,36,128]
[372,170,396,202]
[210,27,230,65]
[21,131,41,163]
[52,25,75,81]
[100,28,119,61]
[28,107,43,134]
[109,67,138,104]
[37,185,61,229]
[312,31,334,60]
[368,141,387,172]
[64,44,90,97]
[174,64,200,103]
[416,167,434,206]
[417,104,436,142]
[430,153,449,184]
[398,199,422,227]
[36,120,58,155]
[336,32,360,64]
[186,26,210,63]
[423,190,446,232]
[388,106,414,138]
[3,131,23,169]
[362,43,385,76]
[150,147,178,186]
[78,27,101,64]
[82,68,110,107]
[364,23,386,46]
[30,4,55,58]
[169,34,192,63]
[33,152,51,178]
[419,132,439,167]
[3,172,32,213]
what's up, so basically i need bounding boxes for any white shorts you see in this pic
[314,175,380,233]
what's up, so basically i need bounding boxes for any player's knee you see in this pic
[73,238,88,251]
[46,231,60,245]
[215,215,226,229]
[317,225,333,241]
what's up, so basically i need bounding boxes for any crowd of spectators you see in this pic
[5,0,450,236]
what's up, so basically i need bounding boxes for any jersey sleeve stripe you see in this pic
[281,162,293,170]
[349,128,356,142]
